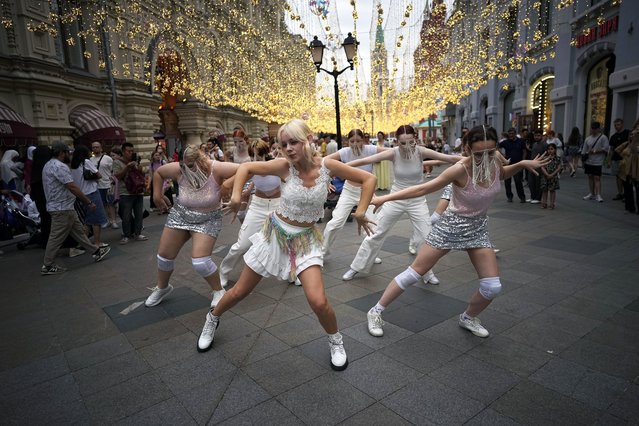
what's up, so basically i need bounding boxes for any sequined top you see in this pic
[177,169,221,212]
[449,162,501,217]
[278,158,331,223]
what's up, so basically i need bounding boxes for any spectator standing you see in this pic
[616,118,639,213]
[540,144,562,209]
[70,145,108,247]
[0,150,21,190]
[326,138,338,155]
[528,129,547,204]
[582,122,609,203]
[113,142,147,244]
[608,118,630,200]
[453,127,468,154]
[565,127,581,177]
[40,143,110,274]
[90,141,118,229]
[499,128,527,203]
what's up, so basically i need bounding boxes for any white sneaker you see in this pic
[135,234,148,241]
[210,289,226,308]
[374,257,382,264]
[145,284,174,307]
[367,311,384,337]
[111,222,120,229]
[596,195,604,203]
[583,193,594,200]
[119,237,129,245]
[525,199,532,203]
[530,200,540,204]
[328,333,348,371]
[493,248,501,254]
[197,311,219,352]
[423,270,440,285]
[408,245,417,255]
[342,269,358,281]
[458,314,489,338]
[101,223,109,229]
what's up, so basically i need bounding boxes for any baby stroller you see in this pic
[0,190,41,249]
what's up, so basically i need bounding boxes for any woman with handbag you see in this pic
[581,122,609,203]
[70,145,108,248]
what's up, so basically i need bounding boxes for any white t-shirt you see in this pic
[338,144,377,173]
[90,154,113,190]
[71,159,99,194]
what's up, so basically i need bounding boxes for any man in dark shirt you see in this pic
[499,127,527,202]
[608,118,630,200]
[528,129,548,203]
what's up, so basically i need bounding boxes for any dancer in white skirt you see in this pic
[144,145,239,309]
[322,128,387,257]
[341,125,460,283]
[219,140,281,288]
[366,126,548,338]
[197,119,377,371]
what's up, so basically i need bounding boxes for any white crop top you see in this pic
[252,174,281,193]
[339,145,377,173]
[277,158,331,223]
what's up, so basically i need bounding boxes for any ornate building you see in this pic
[0,1,307,156]
[446,0,639,144]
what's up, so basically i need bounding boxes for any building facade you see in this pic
[0,1,300,156]
[447,0,639,144]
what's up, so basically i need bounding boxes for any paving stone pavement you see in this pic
[1,169,638,425]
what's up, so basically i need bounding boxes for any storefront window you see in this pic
[585,56,612,132]
[530,75,554,132]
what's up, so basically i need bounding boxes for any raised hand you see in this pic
[525,153,551,176]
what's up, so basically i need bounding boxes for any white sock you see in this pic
[461,312,473,321]
[369,303,385,314]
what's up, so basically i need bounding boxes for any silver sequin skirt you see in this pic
[425,211,492,250]
[166,203,223,238]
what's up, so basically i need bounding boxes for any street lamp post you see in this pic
[309,33,359,148]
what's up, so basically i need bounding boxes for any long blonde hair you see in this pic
[180,144,211,188]
[277,119,319,164]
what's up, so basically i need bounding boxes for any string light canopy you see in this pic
[8,0,616,134]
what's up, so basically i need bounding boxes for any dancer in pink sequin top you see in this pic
[366,126,549,340]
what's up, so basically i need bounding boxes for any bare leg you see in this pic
[550,190,556,207]
[212,266,262,316]
[378,245,448,307]
[593,175,601,196]
[298,266,337,333]
[190,232,222,291]
[156,227,191,288]
[92,224,102,246]
[464,248,499,317]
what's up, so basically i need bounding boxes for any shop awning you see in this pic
[0,106,38,147]
[69,107,126,148]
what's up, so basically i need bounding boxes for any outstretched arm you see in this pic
[371,165,462,213]
[419,147,461,164]
[347,149,395,167]
[502,154,549,179]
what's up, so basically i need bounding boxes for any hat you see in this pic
[591,121,601,129]
[51,142,70,155]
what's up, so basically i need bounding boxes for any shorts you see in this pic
[243,213,323,282]
[584,164,602,176]
[82,191,108,226]
[426,211,492,250]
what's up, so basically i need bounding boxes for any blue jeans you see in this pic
[118,194,143,238]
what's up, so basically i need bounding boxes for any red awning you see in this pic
[0,106,38,147]
[69,107,126,148]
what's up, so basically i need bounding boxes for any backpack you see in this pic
[125,167,146,194]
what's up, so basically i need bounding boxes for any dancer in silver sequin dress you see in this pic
[365,126,549,339]
[144,145,240,309]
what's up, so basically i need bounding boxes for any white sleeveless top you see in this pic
[277,158,331,223]
[339,145,377,173]
[391,147,424,190]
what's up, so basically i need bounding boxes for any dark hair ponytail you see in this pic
[466,125,498,147]
[347,129,365,139]
[395,125,416,137]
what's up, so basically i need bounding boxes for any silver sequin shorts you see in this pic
[166,203,223,238]
[425,210,492,250]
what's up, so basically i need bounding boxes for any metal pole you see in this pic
[371,110,374,136]
[334,73,342,148]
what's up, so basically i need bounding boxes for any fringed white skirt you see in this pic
[243,213,323,282]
